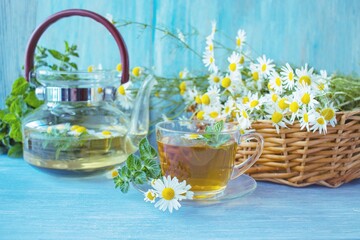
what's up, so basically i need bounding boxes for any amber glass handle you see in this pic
[24,9,129,84]
[231,133,264,179]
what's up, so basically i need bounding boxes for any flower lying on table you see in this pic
[111,138,193,213]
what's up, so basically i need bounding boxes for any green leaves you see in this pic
[11,77,29,96]
[202,120,231,148]
[113,137,161,193]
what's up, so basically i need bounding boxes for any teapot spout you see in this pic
[129,75,156,145]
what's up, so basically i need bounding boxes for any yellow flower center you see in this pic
[288,72,294,81]
[301,93,311,105]
[116,63,122,72]
[197,111,205,120]
[236,38,241,47]
[87,65,94,73]
[209,57,214,64]
[289,101,299,113]
[321,108,335,121]
[249,100,259,108]
[302,113,308,123]
[75,126,87,133]
[278,98,289,110]
[71,125,80,131]
[318,83,325,91]
[225,106,230,113]
[252,72,259,81]
[111,170,119,178]
[162,187,175,200]
[180,90,186,95]
[209,111,219,118]
[229,63,237,72]
[271,93,278,102]
[97,88,103,94]
[272,111,283,124]
[221,77,231,88]
[239,56,245,64]
[261,64,267,72]
[132,67,141,77]
[275,77,281,87]
[299,75,311,85]
[242,110,248,118]
[209,44,214,51]
[102,130,112,136]
[118,85,126,95]
[213,76,220,83]
[267,82,274,91]
[188,134,200,139]
[242,96,249,104]
[317,117,325,125]
[147,191,156,201]
[179,81,186,91]
[179,71,184,79]
[201,94,210,105]
[195,95,202,104]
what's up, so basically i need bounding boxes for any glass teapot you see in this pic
[22,9,155,175]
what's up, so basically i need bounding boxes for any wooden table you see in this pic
[1,155,359,239]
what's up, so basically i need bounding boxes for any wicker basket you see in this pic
[236,110,360,187]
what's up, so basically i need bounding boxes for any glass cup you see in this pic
[156,120,264,199]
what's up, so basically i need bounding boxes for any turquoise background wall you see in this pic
[0,0,359,107]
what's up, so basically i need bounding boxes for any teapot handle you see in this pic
[24,9,129,84]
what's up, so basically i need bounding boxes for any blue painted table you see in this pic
[0,155,359,240]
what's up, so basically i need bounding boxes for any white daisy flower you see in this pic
[281,63,295,90]
[295,63,314,87]
[206,36,215,52]
[266,108,289,134]
[268,71,283,93]
[236,29,246,49]
[182,86,199,105]
[298,107,315,132]
[203,105,223,121]
[310,112,327,134]
[249,62,264,90]
[68,125,88,137]
[247,93,263,112]
[222,97,236,117]
[144,189,158,203]
[314,70,330,93]
[294,85,319,109]
[320,104,337,127]
[236,109,252,130]
[94,130,114,138]
[201,85,221,106]
[208,73,221,87]
[117,82,134,110]
[179,68,189,79]
[256,55,275,77]
[277,97,289,111]
[202,51,218,73]
[152,176,193,213]
[105,167,119,179]
[287,98,300,123]
[222,74,243,95]
[227,52,242,74]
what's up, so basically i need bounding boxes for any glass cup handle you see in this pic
[231,133,264,179]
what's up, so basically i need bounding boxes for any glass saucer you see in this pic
[133,174,257,205]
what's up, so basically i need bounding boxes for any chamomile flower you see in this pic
[294,85,319,109]
[182,87,199,104]
[179,68,189,79]
[314,70,330,93]
[236,29,247,50]
[68,125,88,137]
[266,108,289,134]
[277,97,289,111]
[295,64,314,86]
[144,189,158,203]
[287,98,301,123]
[117,82,134,110]
[298,107,315,132]
[280,63,295,90]
[202,50,218,73]
[249,63,264,89]
[94,130,114,138]
[106,167,119,179]
[222,74,242,95]
[227,52,242,74]
[320,104,337,127]
[256,55,275,77]
[268,71,283,93]
[201,85,221,106]
[247,93,262,112]
[208,73,221,87]
[310,112,327,134]
[132,66,143,77]
[236,109,252,130]
[152,176,193,213]
[203,105,223,121]
[222,97,236,117]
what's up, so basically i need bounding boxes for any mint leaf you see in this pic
[213,120,224,132]
[8,143,23,158]
[11,77,29,96]
[25,90,43,108]
[126,154,142,171]
[9,122,22,142]
[139,138,157,160]
[133,171,147,184]
[10,97,27,117]
[3,113,18,124]
[143,158,161,178]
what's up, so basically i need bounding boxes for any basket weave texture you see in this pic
[236,110,360,187]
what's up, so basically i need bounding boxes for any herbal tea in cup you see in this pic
[156,120,264,199]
